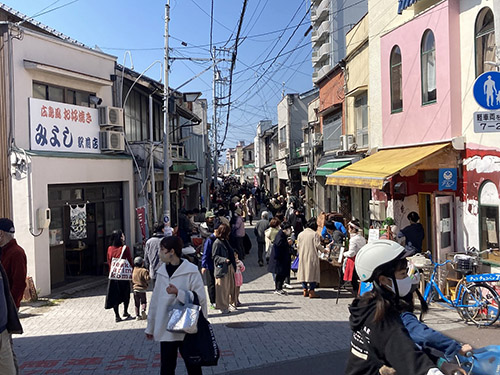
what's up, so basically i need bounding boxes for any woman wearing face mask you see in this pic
[343,219,366,296]
[145,236,207,375]
[345,239,466,375]
[267,222,293,296]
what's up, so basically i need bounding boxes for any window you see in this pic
[421,30,437,104]
[32,82,94,107]
[279,126,286,145]
[354,93,368,147]
[323,111,342,151]
[475,8,495,77]
[390,46,403,113]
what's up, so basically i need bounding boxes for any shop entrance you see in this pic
[48,183,123,288]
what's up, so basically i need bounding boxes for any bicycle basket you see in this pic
[454,254,475,274]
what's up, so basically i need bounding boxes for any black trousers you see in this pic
[160,341,202,375]
[257,241,265,262]
[205,269,216,305]
[275,274,286,291]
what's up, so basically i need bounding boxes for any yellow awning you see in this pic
[326,143,450,189]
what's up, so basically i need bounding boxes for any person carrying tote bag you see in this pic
[145,236,207,375]
[212,224,237,314]
[105,230,133,322]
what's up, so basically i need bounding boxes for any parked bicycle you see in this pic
[421,248,500,326]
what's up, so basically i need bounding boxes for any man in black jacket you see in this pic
[0,260,23,375]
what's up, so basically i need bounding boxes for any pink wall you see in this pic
[380,0,462,146]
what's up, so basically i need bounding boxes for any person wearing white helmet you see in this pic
[345,239,465,375]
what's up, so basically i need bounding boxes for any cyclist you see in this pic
[345,239,465,375]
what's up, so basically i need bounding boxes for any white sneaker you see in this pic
[274,290,288,296]
[283,283,293,289]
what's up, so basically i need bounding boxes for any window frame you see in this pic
[475,7,496,78]
[421,29,437,105]
[354,92,368,148]
[390,45,403,113]
[33,81,95,108]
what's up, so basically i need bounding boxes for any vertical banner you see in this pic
[70,204,87,240]
[136,206,147,245]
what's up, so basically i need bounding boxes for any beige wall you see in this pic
[345,16,369,148]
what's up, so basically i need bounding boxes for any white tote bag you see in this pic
[108,245,133,280]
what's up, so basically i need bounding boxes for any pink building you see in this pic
[380,0,462,146]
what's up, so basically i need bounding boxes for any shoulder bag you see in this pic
[108,245,133,280]
[180,292,220,367]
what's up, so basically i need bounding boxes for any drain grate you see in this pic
[225,322,265,329]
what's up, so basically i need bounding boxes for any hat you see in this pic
[205,210,215,219]
[235,208,242,216]
[134,256,144,266]
[0,218,15,233]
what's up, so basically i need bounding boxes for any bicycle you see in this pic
[455,345,500,375]
[421,248,500,326]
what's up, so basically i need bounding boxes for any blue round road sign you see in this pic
[473,71,500,110]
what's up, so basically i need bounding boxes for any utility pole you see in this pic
[162,0,171,228]
[212,47,218,188]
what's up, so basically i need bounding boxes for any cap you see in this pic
[205,210,215,219]
[0,218,15,233]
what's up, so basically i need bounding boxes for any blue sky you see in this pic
[5,0,314,148]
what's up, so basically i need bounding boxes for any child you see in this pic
[132,256,150,320]
[234,252,245,307]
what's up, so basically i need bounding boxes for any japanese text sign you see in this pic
[473,111,500,133]
[438,168,457,191]
[29,98,100,154]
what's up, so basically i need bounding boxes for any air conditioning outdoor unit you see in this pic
[340,134,355,151]
[100,131,125,152]
[300,142,310,157]
[98,106,124,128]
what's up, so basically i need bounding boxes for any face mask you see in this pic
[387,276,413,297]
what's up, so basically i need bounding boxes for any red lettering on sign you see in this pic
[55,108,62,119]
[78,110,85,123]
[48,106,55,118]
[41,106,48,117]
[86,112,92,123]
[63,109,71,120]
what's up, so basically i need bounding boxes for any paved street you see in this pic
[13,225,497,375]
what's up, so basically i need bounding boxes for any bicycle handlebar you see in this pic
[424,251,452,267]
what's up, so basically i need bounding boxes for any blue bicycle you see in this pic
[422,249,500,327]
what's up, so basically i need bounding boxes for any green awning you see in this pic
[316,161,351,176]
[171,162,197,172]
[299,165,309,173]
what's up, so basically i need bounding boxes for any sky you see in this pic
[5,0,315,150]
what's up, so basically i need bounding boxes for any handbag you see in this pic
[166,292,201,334]
[291,255,299,272]
[108,246,133,280]
[180,292,220,367]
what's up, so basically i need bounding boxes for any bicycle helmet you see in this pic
[355,239,413,282]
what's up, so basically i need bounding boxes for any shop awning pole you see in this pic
[162,0,171,226]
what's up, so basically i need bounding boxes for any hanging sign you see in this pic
[29,98,100,153]
[70,204,87,240]
[438,168,457,191]
[136,206,147,246]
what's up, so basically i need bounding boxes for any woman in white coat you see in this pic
[145,236,207,375]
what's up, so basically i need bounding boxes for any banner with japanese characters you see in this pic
[29,98,100,154]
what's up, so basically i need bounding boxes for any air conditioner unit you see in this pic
[340,134,355,151]
[100,131,125,152]
[300,142,310,157]
[98,106,124,128]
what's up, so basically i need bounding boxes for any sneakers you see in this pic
[229,304,238,311]
[209,303,216,310]
[123,313,131,319]
[221,309,231,314]
[283,283,293,289]
[258,260,264,267]
[274,290,288,296]
[115,316,122,323]
[135,316,142,321]
[141,311,147,320]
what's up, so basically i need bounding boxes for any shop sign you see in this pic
[473,111,500,133]
[473,71,500,110]
[136,206,147,246]
[29,98,100,154]
[438,168,457,191]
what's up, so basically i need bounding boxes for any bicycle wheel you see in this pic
[460,284,500,326]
